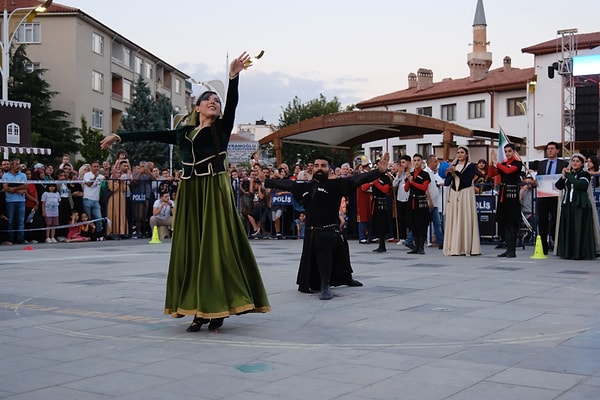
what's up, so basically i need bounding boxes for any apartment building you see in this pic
[8,0,192,136]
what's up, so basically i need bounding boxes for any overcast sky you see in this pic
[63,0,598,126]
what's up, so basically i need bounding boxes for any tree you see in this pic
[114,76,174,168]
[277,94,354,167]
[8,44,79,166]
[78,116,108,165]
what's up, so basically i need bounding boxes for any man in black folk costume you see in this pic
[265,153,390,300]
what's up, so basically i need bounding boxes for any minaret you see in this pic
[467,0,493,82]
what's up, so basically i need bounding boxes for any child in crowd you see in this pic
[294,212,306,239]
[41,183,60,243]
[66,210,90,242]
[79,211,99,240]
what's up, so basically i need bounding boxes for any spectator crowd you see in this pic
[2,141,600,260]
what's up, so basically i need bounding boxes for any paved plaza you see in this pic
[1,237,599,399]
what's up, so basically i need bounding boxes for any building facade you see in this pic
[7,1,192,137]
[357,0,600,165]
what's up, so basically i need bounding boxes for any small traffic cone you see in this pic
[530,235,547,259]
[148,226,162,244]
[23,245,34,251]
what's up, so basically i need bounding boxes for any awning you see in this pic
[0,146,52,155]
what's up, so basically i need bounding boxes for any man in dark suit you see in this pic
[535,141,569,254]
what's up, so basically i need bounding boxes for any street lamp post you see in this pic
[1,0,52,101]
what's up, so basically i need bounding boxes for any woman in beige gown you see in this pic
[443,145,481,256]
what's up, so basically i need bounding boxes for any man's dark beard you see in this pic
[313,170,328,182]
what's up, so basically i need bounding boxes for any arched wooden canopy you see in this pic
[258,110,524,164]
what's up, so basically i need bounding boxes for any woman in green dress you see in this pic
[555,153,597,260]
[101,52,270,331]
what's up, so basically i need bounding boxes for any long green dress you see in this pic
[555,169,597,260]
[116,76,270,319]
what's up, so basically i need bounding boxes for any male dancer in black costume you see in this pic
[265,152,390,300]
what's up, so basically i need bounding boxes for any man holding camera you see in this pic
[150,191,174,237]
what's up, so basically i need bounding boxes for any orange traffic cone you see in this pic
[148,226,162,244]
[530,235,547,259]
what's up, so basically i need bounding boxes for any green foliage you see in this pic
[278,94,341,129]
[78,116,108,164]
[277,94,354,167]
[8,45,78,166]
[114,76,175,168]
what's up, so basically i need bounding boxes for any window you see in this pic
[135,57,142,74]
[175,79,181,94]
[92,71,104,92]
[369,147,383,164]
[16,23,41,43]
[441,104,456,121]
[6,123,20,144]
[417,144,432,157]
[468,100,485,119]
[392,145,406,162]
[92,109,103,129]
[123,47,132,69]
[25,63,41,72]
[507,97,526,116]
[92,33,104,55]
[145,63,153,79]
[416,106,432,116]
[123,79,132,103]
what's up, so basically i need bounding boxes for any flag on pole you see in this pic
[497,126,522,163]
[496,127,525,185]
[496,127,510,163]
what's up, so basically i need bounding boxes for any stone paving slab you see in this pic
[1,238,599,399]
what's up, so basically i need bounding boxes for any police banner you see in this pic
[271,193,294,206]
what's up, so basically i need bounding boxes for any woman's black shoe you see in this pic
[208,318,224,332]
[186,317,208,332]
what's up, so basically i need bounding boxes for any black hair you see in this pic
[588,156,599,172]
[195,91,219,106]
[312,154,334,168]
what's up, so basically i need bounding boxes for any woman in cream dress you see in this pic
[443,145,481,256]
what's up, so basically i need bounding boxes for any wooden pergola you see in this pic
[259,110,525,165]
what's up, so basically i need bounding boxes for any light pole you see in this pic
[1,0,52,101]
[517,77,536,168]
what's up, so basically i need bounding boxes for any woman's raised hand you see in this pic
[229,52,251,78]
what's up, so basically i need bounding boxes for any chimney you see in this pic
[503,56,512,72]
[408,72,417,89]
[416,68,433,91]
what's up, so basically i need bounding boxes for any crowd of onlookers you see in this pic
[3,143,600,259]
[234,145,600,260]
[0,152,180,246]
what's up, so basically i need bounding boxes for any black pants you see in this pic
[395,200,409,240]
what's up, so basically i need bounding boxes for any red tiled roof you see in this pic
[230,134,254,142]
[522,31,600,56]
[357,66,535,109]
[4,1,78,13]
